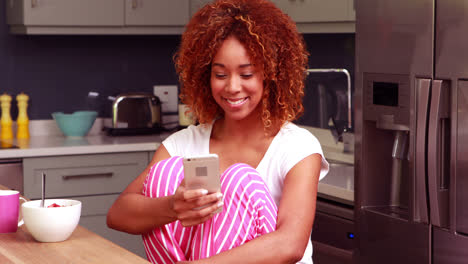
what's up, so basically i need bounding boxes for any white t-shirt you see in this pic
[162,121,329,264]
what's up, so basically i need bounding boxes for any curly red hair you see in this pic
[175,0,309,131]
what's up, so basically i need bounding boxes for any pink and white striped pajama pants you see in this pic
[141,156,278,263]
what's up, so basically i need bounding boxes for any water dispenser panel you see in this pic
[363,73,410,127]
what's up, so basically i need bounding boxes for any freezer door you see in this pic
[435,1,468,79]
[435,0,468,237]
[456,81,468,236]
[355,0,433,76]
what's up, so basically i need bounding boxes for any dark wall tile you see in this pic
[301,33,355,131]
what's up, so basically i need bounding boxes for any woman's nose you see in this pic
[225,76,241,93]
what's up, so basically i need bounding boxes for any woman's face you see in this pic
[210,36,264,122]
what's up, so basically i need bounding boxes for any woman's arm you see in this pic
[179,153,322,264]
[107,145,223,235]
[107,145,175,234]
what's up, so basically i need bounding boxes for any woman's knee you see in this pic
[143,156,184,198]
[220,163,270,199]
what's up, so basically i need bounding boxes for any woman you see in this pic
[107,0,329,263]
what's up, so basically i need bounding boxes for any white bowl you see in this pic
[21,199,81,242]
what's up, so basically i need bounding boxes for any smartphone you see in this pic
[183,154,220,193]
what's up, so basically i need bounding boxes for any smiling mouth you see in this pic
[225,97,248,105]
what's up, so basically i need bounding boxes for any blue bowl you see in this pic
[52,111,98,137]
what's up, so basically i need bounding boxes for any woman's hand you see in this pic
[171,180,223,227]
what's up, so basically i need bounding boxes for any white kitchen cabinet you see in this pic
[271,0,355,33]
[190,0,212,16]
[273,0,354,23]
[71,194,146,258]
[125,0,189,26]
[6,0,189,34]
[23,151,150,258]
[148,150,155,162]
[6,0,124,26]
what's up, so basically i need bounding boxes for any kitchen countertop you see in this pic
[0,133,170,159]
[0,125,353,164]
[0,184,150,264]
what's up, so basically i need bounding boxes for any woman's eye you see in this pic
[214,73,227,78]
[241,74,253,78]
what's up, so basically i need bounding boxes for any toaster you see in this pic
[105,92,162,136]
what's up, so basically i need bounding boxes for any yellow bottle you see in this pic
[16,92,30,139]
[0,93,13,141]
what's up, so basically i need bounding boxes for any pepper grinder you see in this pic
[16,92,30,139]
[0,93,13,141]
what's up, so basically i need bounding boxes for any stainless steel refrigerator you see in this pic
[355,0,468,263]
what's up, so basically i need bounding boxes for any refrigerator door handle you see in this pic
[428,79,450,228]
[415,78,431,223]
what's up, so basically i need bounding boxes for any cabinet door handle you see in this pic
[62,172,113,180]
[132,0,138,9]
[31,0,37,8]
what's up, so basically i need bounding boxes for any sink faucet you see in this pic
[306,68,354,152]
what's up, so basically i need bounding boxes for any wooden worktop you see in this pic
[0,185,150,264]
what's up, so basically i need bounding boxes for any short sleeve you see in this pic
[162,124,212,157]
[162,127,191,156]
[280,125,329,181]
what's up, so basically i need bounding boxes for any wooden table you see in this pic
[0,185,150,264]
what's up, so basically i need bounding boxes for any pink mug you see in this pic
[0,190,26,233]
